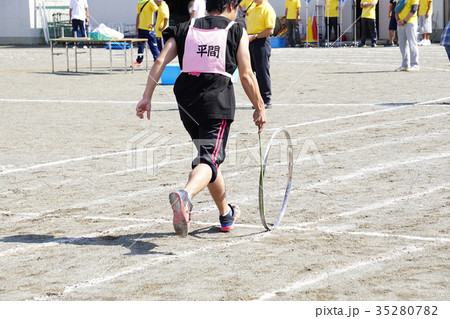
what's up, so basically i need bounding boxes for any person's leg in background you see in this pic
[147,30,160,61]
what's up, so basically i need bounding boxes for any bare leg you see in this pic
[183,163,230,216]
[184,163,212,199]
[389,30,395,43]
[207,166,229,215]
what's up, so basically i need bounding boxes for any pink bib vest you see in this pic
[182,18,235,78]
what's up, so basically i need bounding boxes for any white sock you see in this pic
[222,208,232,217]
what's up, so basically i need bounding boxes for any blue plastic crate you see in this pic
[104,42,131,50]
[271,37,286,48]
[161,64,181,85]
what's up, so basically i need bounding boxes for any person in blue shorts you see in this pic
[136,0,266,237]
[385,0,398,46]
[441,20,450,62]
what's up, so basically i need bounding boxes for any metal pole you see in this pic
[339,2,342,46]
[110,41,113,73]
[326,0,330,46]
[75,43,78,73]
[124,41,128,74]
[51,40,55,73]
[306,3,309,47]
[353,0,357,46]
[145,41,148,72]
[66,42,69,72]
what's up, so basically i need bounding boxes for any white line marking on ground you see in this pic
[0,223,153,258]
[35,232,271,299]
[257,244,428,300]
[316,228,450,243]
[2,184,447,259]
[1,99,447,176]
[283,184,450,229]
[106,112,449,175]
[3,148,448,223]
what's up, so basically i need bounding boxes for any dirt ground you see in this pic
[0,42,449,303]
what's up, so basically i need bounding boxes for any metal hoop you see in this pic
[259,128,294,230]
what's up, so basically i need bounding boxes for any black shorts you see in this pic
[181,116,232,183]
[389,16,397,31]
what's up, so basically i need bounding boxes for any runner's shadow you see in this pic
[0,232,177,256]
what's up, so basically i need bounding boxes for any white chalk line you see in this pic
[0,98,393,107]
[2,100,444,176]
[0,99,446,298]
[97,111,450,175]
[3,126,448,222]
[34,231,271,300]
[35,201,450,299]
[0,184,182,222]
[280,184,450,229]
[0,98,168,105]
[1,116,446,197]
[0,222,155,258]
[272,59,450,73]
[257,244,431,300]
[3,133,449,224]
[316,228,450,244]
[0,141,191,176]
[1,183,447,298]
[1,182,447,261]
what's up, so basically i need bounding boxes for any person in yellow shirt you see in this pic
[285,0,301,47]
[418,0,433,45]
[324,0,339,42]
[153,0,170,52]
[359,0,378,47]
[135,0,160,66]
[247,0,276,108]
[395,0,419,71]
[239,0,256,18]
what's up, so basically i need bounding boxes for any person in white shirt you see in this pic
[69,0,89,37]
[190,0,206,19]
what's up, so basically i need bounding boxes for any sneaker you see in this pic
[407,65,420,72]
[219,204,241,232]
[133,61,143,67]
[169,190,193,237]
[371,43,377,47]
[395,66,408,72]
[358,42,366,48]
[264,103,272,109]
[423,39,431,46]
[384,42,394,47]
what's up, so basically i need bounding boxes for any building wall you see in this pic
[0,0,42,45]
[0,0,447,45]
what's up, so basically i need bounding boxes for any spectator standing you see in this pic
[418,0,433,45]
[247,0,276,108]
[69,0,89,37]
[285,0,301,47]
[385,0,397,46]
[154,0,170,52]
[395,0,419,71]
[135,0,160,67]
[191,0,206,19]
[239,0,256,18]
[324,0,339,42]
[440,20,450,61]
[359,0,378,47]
